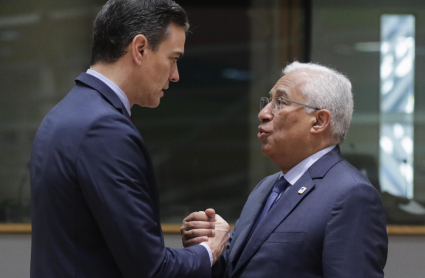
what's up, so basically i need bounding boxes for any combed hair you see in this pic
[283,61,353,144]
[91,0,189,65]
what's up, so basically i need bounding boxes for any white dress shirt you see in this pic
[279,145,337,191]
[86,69,131,116]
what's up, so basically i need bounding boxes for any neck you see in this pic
[90,60,135,107]
[278,136,335,174]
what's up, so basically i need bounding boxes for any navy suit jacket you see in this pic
[30,73,210,278]
[213,146,388,278]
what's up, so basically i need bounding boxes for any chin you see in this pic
[138,100,160,108]
[145,97,161,108]
[261,145,271,156]
[151,101,161,108]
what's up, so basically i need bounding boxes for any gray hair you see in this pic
[283,61,353,144]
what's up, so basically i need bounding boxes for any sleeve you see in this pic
[76,113,211,278]
[322,182,388,278]
[200,242,213,266]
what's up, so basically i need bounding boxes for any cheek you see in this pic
[150,58,169,76]
[272,119,288,138]
[156,63,171,83]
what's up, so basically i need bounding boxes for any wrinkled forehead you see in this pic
[269,70,313,98]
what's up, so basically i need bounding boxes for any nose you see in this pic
[258,102,273,122]
[169,65,180,82]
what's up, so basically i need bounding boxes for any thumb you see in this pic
[205,208,216,222]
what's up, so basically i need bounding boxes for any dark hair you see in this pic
[90,0,189,65]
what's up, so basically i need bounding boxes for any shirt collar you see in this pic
[279,145,337,185]
[86,69,131,116]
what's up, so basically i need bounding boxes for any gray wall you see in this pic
[0,234,423,278]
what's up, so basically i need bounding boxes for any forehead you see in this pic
[158,23,186,54]
[270,70,312,98]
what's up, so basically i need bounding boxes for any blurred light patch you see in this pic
[380,136,394,154]
[393,123,404,139]
[222,69,252,81]
[354,42,381,52]
[380,14,415,199]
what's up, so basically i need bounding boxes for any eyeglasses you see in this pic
[260,97,321,114]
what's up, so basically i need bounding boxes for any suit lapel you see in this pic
[230,146,344,277]
[231,174,315,276]
[227,173,279,270]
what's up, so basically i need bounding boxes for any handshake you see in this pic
[180,208,230,264]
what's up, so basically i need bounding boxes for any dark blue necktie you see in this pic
[232,177,291,267]
[257,177,290,224]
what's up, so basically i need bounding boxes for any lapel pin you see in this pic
[298,187,307,194]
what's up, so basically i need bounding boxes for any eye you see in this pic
[271,98,281,107]
[274,98,287,106]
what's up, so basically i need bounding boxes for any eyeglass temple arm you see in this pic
[278,97,321,110]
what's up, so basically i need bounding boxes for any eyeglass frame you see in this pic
[260,96,321,114]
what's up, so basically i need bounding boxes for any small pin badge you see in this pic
[298,187,307,194]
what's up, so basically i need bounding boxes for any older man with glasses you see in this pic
[181,61,388,278]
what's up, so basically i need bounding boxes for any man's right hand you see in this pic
[205,213,230,264]
[181,208,216,247]
[181,208,230,264]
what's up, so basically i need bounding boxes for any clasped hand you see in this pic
[181,208,230,264]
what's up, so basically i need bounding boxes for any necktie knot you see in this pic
[254,176,291,226]
[273,177,290,195]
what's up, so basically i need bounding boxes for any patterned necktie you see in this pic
[256,177,290,224]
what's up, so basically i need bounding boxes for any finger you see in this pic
[184,211,210,222]
[182,221,215,231]
[183,236,209,248]
[205,208,216,221]
[182,228,215,240]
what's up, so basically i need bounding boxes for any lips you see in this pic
[258,126,270,139]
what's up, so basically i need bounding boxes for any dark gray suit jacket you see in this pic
[213,146,388,278]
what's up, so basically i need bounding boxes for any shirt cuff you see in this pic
[199,242,213,266]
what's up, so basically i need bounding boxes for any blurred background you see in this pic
[0,0,424,277]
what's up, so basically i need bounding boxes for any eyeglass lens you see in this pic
[260,97,279,114]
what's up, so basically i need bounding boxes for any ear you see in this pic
[310,109,331,134]
[130,34,149,65]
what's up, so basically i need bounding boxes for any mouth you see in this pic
[258,126,270,139]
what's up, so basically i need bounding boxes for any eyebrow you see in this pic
[173,51,184,59]
[270,89,289,98]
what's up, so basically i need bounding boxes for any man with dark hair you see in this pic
[30,1,229,277]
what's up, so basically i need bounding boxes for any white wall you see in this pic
[0,234,423,278]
